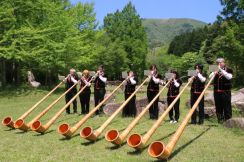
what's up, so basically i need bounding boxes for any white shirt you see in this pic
[99,75,107,83]
[197,73,206,83]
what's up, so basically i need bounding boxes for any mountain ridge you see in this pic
[142,18,207,48]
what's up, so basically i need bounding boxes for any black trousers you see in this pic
[79,90,91,114]
[191,93,204,124]
[168,97,180,121]
[122,93,136,117]
[65,89,77,113]
[147,90,159,119]
[214,91,232,122]
[94,88,106,115]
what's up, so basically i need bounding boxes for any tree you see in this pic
[217,0,244,23]
[93,34,129,79]
[210,21,244,85]
[167,27,208,56]
[0,0,98,86]
[103,2,148,77]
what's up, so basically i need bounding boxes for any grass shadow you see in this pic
[152,159,168,162]
[127,147,147,155]
[14,131,28,134]
[32,130,55,136]
[4,128,15,131]
[155,131,176,141]
[39,115,79,125]
[81,136,105,146]
[59,133,80,141]
[168,127,211,160]
[106,142,127,150]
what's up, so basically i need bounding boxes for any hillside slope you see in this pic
[142,18,207,48]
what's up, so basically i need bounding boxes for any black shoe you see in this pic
[190,121,197,125]
[217,119,224,124]
[198,120,204,125]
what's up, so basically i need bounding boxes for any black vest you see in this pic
[65,74,78,91]
[147,74,162,92]
[213,67,233,91]
[125,77,137,94]
[191,74,206,94]
[167,79,182,97]
[94,74,107,90]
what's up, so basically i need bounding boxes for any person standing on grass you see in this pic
[190,64,206,125]
[65,68,78,114]
[209,58,233,123]
[147,64,162,119]
[167,70,182,123]
[94,65,107,115]
[122,70,137,117]
[79,70,92,115]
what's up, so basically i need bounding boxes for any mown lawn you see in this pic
[0,85,243,162]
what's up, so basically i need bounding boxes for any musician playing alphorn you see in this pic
[122,70,138,117]
[209,58,233,123]
[79,70,92,115]
[65,68,78,114]
[94,65,107,115]
[190,64,206,125]
[167,70,182,123]
[147,64,162,119]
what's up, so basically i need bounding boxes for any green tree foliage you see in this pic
[103,2,148,77]
[93,34,129,79]
[167,27,208,56]
[0,0,98,85]
[200,0,243,85]
[217,0,244,23]
[166,0,243,86]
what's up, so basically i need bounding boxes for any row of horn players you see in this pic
[64,57,233,125]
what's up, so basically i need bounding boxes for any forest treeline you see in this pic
[0,0,243,87]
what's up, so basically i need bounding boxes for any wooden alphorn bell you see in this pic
[31,75,95,134]
[57,79,127,138]
[14,79,80,131]
[148,74,215,160]
[80,77,150,141]
[105,80,171,145]
[2,78,67,129]
[127,76,194,150]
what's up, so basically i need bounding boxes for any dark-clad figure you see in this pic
[122,71,137,117]
[94,65,107,115]
[79,70,92,115]
[190,64,206,125]
[147,64,162,119]
[167,70,182,123]
[210,58,233,123]
[65,68,78,114]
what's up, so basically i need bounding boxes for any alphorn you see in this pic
[105,80,171,145]
[127,77,194,150]
[148,75,215,160]
[2,78,66,129]
[80,77,150,141]
[58,80,126,138]
[31,77,94,134]
[14,80,80,131]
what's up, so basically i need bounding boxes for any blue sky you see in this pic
[70,0,223,24]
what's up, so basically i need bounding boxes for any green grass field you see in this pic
[0,85,243,162]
